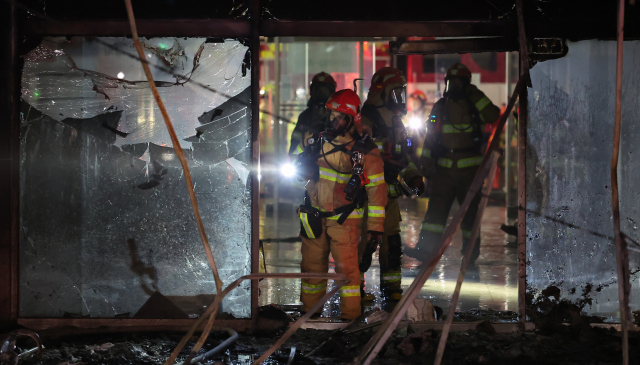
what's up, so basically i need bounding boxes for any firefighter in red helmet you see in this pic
[407,90,430,166]
[289,72,337,155]
[408,90,428,118]
[358,67,425,302]
[405,62,501,265]
[294,89,387,320]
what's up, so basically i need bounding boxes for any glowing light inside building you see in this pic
[409,117,421,130]
[280,163,296,178]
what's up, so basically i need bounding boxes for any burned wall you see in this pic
[527,40,640,321]
[19,37,253,318]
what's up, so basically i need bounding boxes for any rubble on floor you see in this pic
[7,289,639,365]
[4,321,637,365]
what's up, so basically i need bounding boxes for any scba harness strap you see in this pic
[298,191,363,240]
[426,96,484,161]
[297,133,375,236]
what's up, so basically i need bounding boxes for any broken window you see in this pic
[527,40,640,321]
[20,37,253,319]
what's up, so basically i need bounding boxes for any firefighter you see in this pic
[294,89,387,320]
[407,90,430,166]
[359,67,425,302]
[288,72,337,155]
[405,62,501,264]
[407,90,429,127]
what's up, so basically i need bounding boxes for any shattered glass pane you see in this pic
[527,40,640,321]
[20,37,253,318]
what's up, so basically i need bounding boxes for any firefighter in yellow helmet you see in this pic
[294,89,387,320]
[288,72,337,155]
[359,67,425,302]
[405,62,501,264]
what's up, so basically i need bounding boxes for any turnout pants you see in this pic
[417,164,481,259]
[359,197,403,294]
[301,220,362,320]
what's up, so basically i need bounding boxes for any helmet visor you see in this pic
[390,87,406,105]
[445,77,466,95]
[388,86,406,112]
[329,110,350,131]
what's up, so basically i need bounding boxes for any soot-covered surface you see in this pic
[526,40,640,321]
[8,323,639,365]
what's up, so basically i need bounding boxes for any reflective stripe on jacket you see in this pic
[295,130,387,232]
[419,85,499,172]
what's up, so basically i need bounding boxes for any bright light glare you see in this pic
[117,72,125,79]
[409,117,421,130]
[281,163,296,177]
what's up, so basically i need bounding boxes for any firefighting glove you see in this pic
[360,231,383,273]
[410,177,426,196]
[367,231,382,249]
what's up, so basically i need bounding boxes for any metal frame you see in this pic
[21,18,640,40]
[0,1,20,330]
[516,0,530,331]
[389,37,518,55]
[1,0,540,335]
[250,0,261,329]
[21,19,516,38]
[17,319,253,334]
[23,19,251,37]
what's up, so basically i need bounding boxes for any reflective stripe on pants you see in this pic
[301,220,362,320]
[437,156,483,169]
[415,164,482,258]
[382,271,402,283]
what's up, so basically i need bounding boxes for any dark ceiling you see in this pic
[12,0,640,39]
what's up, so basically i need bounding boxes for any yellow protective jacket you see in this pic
[360,101,423,198]
[295,130,388,232]
[419,84,500,174]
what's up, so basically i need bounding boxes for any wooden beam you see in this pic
[612,0,631,364]
[434,153,500,365]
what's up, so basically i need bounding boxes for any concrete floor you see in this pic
[259,184,517,318]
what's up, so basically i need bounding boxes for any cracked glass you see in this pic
[20,37,253,318]
[527,40,640,321]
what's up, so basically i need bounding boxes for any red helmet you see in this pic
[370,67,406,92]
[445,62,472,81]
[409,90,427,102]
[326,89,362,133]
[326,89,361,118]
[311,72,337,90]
